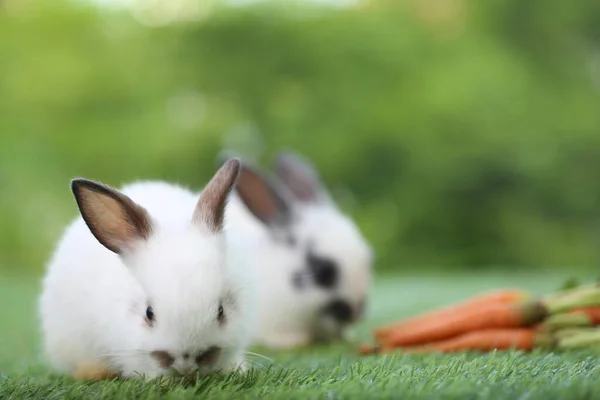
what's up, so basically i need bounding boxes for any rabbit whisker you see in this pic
[244,351,276,364]
[243,351,285,369]
[243,358,268,370]
[97,349,148,357]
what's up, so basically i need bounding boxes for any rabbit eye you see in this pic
[145,306,155,325]
[217,304,225,323]
[307,253,338,288]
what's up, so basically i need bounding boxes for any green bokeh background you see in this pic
[2,0,600,275]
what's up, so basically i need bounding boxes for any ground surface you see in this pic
[1,269,599,399]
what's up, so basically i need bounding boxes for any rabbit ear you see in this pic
[274,150,326,203]
[215,149,242,169]
[193,158,241,233]
[71,178,153,254]
[235,163,292,228]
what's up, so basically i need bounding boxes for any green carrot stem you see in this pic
[543,287,600,314]
[557,328,600,349]
[553,327,598,340]
[543,313,591,330]
[541,284,596,304]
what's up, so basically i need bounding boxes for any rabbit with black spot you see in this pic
[222,151,373,349]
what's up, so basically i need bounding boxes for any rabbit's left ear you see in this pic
[71,179,154,254]
[273,150,327,204]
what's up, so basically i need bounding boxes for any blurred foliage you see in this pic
[1,0,600,274]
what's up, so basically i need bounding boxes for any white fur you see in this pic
[225,192,373,349]
[39,179,257,380]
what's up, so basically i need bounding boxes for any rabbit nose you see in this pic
[323,299,353,324]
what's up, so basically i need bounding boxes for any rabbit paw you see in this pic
[73,362,117,381]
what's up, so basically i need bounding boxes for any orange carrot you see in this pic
[397,328,550,354]
[358,343,379,355]
[374,289,529,342]
[381,300,547,347]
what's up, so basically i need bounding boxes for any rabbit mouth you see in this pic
[310,315,345,343]
[171,365,199,377]
[151,346,223,378]
[309,298,362,343]
[169,363,222,379]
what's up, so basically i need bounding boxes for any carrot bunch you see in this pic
[360,283,600,355]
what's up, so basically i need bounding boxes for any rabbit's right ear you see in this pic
[215,149,242,169]
[71,179,153,254]
[193,158,241,233]
[235,163,292,228]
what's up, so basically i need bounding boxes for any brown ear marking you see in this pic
[193,158,241,233]
[234,163,292,228]
[274,150,323,203]
[71,178,153,254]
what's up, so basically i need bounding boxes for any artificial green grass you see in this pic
[1,270,600,399]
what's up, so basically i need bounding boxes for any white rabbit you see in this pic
[220,150,374,349]
[38,159,257,381]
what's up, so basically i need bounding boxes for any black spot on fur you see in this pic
[307,252,338,288]
[323,299,353,324]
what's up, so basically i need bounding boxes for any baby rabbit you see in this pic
[39,159,256,381]
[221,150,373,349]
